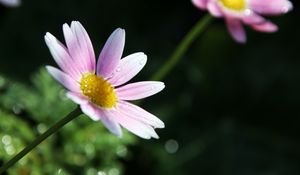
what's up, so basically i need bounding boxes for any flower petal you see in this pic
[242,11,265,25]
[112,109,159,139]
[109,52,147,86]
[117,101,165,129]
[66,92,87,105]
[207,1,223,17]
[45,32,81,80]
[116,81,165,101]
[225,18,246,43]
[46,66,80,92]
[191,0,208,10]
[251,21,278,33]
[71,21,96,73]
[249,0,293,15]
[80,103,122,137]
[97,28,125,78]
[63,23,92,74]
[0,0,20,7]
[80,103,100,121]
[100,109,123,137]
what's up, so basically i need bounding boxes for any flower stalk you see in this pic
[0,106,82,174]
[151,14,213,81]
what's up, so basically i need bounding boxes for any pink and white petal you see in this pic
[71,21,96,73]
[116,81,165,101]
[66,92,87,105]
[207,1,223,17]
[0,0,20,7]
[249,0,293,15]
[109,52,147,86]
[191,0,208,10]
[46,66,80,93]
[225,18,246,43]
[80,103,122,137]
[45,33,81,80]
[117,101,165,128]
[242,11,265,25]
[100,109,123,137]
[63,23,88,74]
[80,102,101,121]
[97,28,125,78]
[251,21,278,33]
[113,110,159,139]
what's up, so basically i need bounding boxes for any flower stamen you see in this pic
[219,0,246,11]
[80,74,117,108]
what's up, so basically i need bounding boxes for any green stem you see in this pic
[0,106,82,174]
[151,14,213,81]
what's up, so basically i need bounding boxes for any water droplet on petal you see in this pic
[116,67,121,72]
[110,72,115,78]
[244,9,252,16]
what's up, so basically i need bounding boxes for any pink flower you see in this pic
[45,21,165,139]
[192,0,293,43]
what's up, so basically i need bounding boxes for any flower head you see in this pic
[192,0,293,43]
[45,21,165,139]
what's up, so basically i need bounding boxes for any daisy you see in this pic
[192,0,293,43]
[45,21,165,139]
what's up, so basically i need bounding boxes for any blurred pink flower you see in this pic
[192,0,293,43]
[0,0,20,7]
[45,21,165,139]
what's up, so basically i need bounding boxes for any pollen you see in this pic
[80,74,117,108]
[219,0,246,11]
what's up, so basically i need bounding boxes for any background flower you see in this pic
[192,0,293,42]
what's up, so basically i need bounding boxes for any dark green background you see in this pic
[0,0,299,174]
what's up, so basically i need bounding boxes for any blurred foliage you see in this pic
[0,68,136,175]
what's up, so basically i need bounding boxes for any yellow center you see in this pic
[219,0,246,11]
[80,74,117,108]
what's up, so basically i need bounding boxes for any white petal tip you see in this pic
[116,28,125,31]
[114,28,126,36]
[62,23,70,29]
[45,65,51,71]
[151,132,160,139]
[283,1,293,13]
[155,82,165,92]
[132,53,147,66]
[45,65,56,73]
[157,123,165,129]
[44,32,56,43]
[71,21,83,28]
